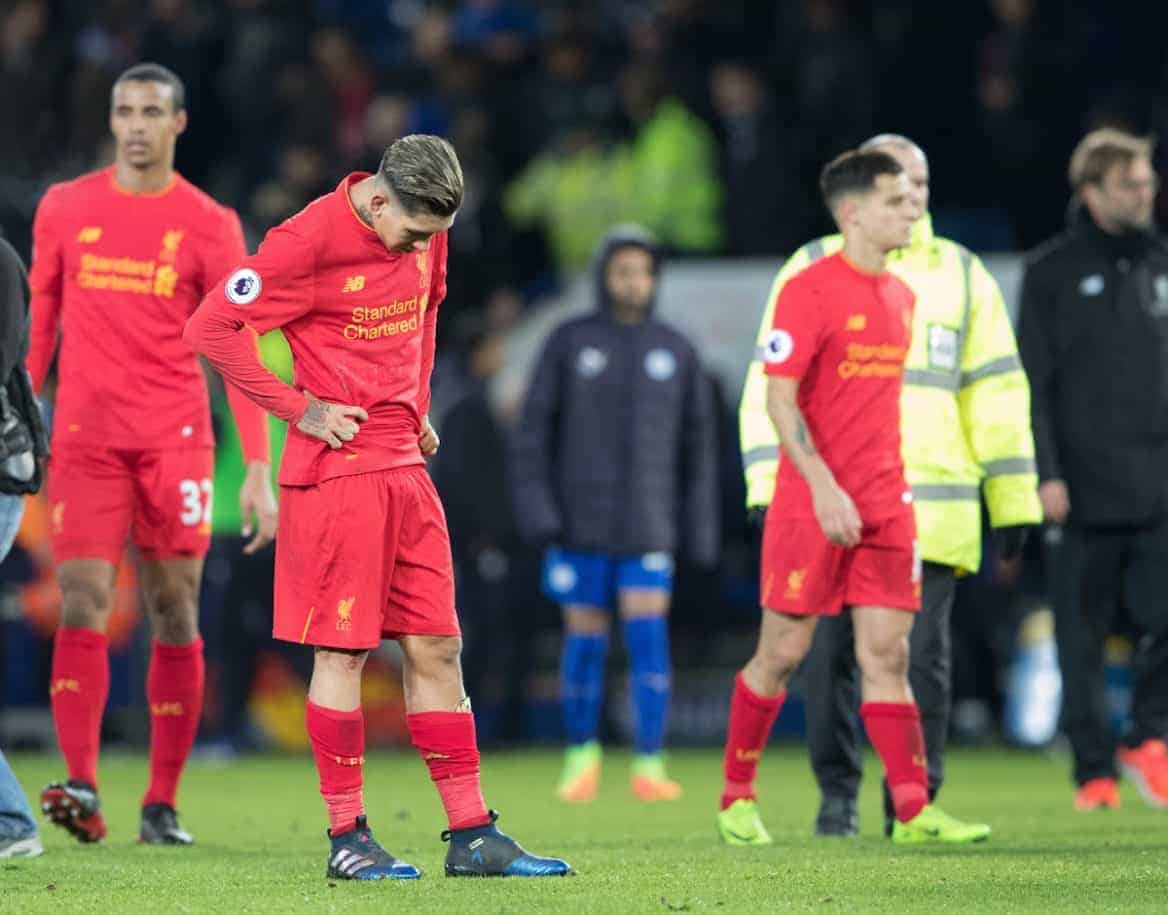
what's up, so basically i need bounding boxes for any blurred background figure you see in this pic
[510,226,719,803]
[0,235,49,859]
[1018,128,1168,812]
[430,318,526,743]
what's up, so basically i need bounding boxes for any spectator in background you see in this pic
[510,226,720,803]
[431,320,525,741]
[523,30,618,158]
[248,143,333,231]
[778,0,877,162]
[65,0,141,172]
[619,62,724,255]
[1018,128,1168,811]
[0,0,61,179]
[967,0,1056,248]
[453,0,538,71]
[311,27,374,163]
[217,0,305,202]
[139,0,227,187]
[504,123,635,275]
[710,59,812,256]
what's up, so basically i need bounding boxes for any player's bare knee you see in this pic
[144,586,199,644]
[58,574,113,631]
[314,647,369,677]
[856,634,910,683]
[564,608,610,635]
[751,632,808,684]
[402,635,463,680]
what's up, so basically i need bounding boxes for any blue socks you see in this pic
[561,633,609,745]
[624,616,672,755]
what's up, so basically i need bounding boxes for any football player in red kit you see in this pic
[184,134,569,880]
[716,149,984,846]
[29,63,275,846]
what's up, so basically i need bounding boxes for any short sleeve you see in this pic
[218,223,315,334]
[762,275,823,378]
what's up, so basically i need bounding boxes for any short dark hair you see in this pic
[112,62,186,112]
[1069,128,1154,191]
[378,135,464,218]
[819,149,904,211]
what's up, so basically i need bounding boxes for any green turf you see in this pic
[4,747,1166,913]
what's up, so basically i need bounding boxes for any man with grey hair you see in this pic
[737,134,1040,841]
[186,135,570,880]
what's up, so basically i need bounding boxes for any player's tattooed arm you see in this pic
[793,413,817,457]
[766,375,861,547]
[296,390,369,449]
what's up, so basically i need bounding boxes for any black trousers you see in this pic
[802,562,955,801]
[1048,521,1168,785]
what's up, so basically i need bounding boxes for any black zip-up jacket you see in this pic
[0,237,48,495]
[1018,212,1168,525]
[509,230,720,564]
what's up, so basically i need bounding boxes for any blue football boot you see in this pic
[442,810,571,877]
[326,815,421,880]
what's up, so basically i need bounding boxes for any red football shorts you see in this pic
[47,447,214,564]
[274,465,460,649]
[760,508,920,616]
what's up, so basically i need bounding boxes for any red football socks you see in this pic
[50,626,110,788]
[860,701,929,822]
[407,710,490,830]
[721,672,785,810]
[143,638,205,808]
[307,700,366,836]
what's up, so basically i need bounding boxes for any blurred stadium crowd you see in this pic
[2,0,1167,751]
[5,0,1168,317]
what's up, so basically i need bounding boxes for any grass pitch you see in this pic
[5,746,1167,913]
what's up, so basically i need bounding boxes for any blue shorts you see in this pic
[541,546,675,609]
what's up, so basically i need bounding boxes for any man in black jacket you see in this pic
[511,225,719,802]
[0,235,49,859]
[1018,127,1168,810]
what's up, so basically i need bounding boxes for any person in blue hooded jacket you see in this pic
[510,225,720,802]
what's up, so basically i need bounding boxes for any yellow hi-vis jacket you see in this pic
[739,215,1042,573]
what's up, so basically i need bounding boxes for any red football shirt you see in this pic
[184,172,447,487]
[27,166,268,460]
[763,252,915,522]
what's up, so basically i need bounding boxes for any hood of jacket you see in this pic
[592,224,662,316]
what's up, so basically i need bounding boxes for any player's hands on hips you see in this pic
[239,462,278,554]
[1038,479,1070,525]
[296,391,368,449]
[811,480,862,547]
[419,415,439,457]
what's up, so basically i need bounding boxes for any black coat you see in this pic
[1018,214,1168,526]
[509,237,720,564]
[431,387,516,558]
[0,237,47,494]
